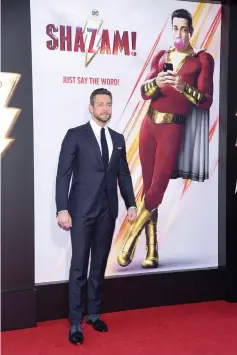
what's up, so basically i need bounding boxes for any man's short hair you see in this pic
[90,88,112,106]
[171,9,193,33]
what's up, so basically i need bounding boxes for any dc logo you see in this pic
[92,9,99,16]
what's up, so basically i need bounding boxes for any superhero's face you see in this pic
[172,17,192,50]
[89,94,112,124]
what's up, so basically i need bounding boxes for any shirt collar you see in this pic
[90,118,108,134]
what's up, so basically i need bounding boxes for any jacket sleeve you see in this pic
[117,136,136,209]
[55,129,77,213]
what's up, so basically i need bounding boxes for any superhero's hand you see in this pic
[155,71,168,88]
[164,71,186,93]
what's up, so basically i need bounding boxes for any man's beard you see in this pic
[94,113,111,123]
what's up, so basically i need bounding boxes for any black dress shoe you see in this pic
[69,324,84,345]
[86,314,108,332]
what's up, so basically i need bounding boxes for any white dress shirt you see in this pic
[90,119,135,211]
[90,119,113,161]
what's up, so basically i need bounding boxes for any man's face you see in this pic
[172,17,191,50]
[89,94,112,124]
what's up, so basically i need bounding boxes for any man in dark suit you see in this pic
[56,88,137,345]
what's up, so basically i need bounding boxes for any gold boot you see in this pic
[117,197,152,267]
[141,209,159,268]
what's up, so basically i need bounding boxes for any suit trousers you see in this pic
[69,192,115,325]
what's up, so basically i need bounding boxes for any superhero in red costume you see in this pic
[118,8,214,268]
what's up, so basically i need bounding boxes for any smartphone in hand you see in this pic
[163,63,173,72]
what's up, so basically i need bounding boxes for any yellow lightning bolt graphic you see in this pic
[0,72,21,157]
[83,19,103,67]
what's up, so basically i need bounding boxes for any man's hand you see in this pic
[164,70,186,93]
[127,207,137,223]
[155,71,169,88]
[57,210,72,230]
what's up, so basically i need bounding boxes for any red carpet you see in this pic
[2,301,237,355]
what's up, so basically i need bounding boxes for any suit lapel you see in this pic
[84,122,104,169]
[84,123,118,171]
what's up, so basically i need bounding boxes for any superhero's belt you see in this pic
[148,107,185,124]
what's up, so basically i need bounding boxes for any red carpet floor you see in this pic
[2,301,237,355]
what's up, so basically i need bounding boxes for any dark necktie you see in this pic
[101,127,109,170]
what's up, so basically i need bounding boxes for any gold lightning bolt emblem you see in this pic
[83,19,103,67]
[0,72,21,157]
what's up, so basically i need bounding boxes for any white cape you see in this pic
[173,108,209,182]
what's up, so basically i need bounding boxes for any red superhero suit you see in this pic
[140,48,214,211]
[117,47,215,269]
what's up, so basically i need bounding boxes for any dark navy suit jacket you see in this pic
[56,122,136,218]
